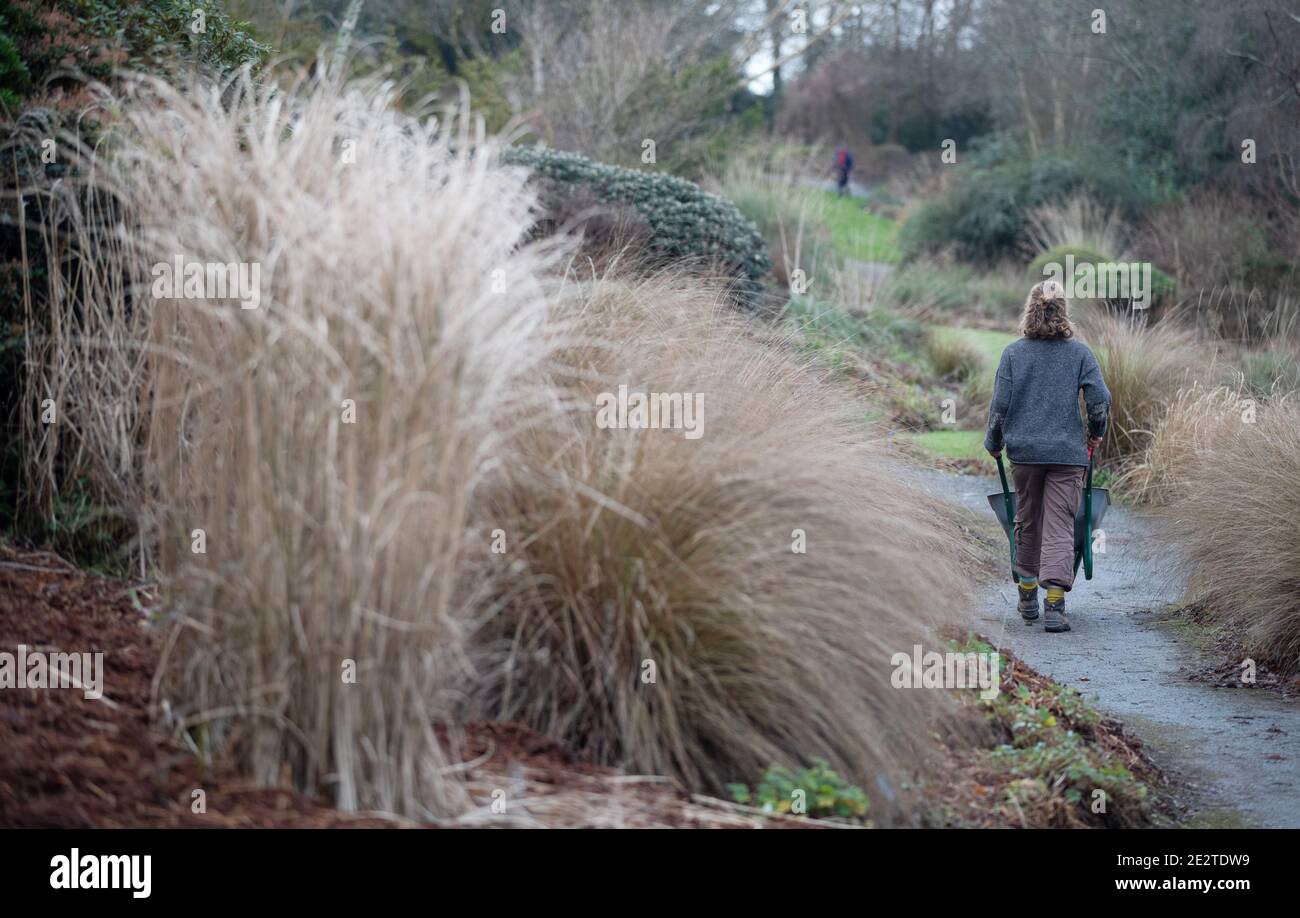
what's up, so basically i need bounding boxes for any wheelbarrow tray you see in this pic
[986,487,1109,570]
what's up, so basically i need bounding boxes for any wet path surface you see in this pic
[916,469,1300,828]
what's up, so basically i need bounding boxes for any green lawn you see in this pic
[818,191,901,264]
[930,325,1017,366]
[908,429,991,465]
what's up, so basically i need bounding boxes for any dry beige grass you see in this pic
[466,271,975,817]
[21,65,986,824]
[28,65,569,819]
[16,129,155,574]
[1078,309,1216,467]
[1114,382,1247,506]
[1162,394,1300,676]
[714,147,834,296]
[1026,194,1130,261]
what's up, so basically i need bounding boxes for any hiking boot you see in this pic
[1043,596,1070,633]
[1016,585,1040,623]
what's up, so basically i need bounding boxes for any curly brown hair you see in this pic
[1020,280,1074,339]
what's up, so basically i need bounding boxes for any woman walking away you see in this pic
[984,280,1111,633]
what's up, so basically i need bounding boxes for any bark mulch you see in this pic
[0,544,827,828]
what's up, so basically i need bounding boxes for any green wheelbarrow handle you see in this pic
[1082,445,1094,580]
[995,452,1016,580]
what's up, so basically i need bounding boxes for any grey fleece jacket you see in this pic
[983,336,1111,467]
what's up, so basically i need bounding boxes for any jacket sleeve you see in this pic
[983,348,1012,454]
[1080,346,1111,439]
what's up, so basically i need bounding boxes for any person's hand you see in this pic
[1087,435,1103,451]
[988,448,1001,458]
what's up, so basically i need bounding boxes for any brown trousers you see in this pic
[1011,463,1084,590]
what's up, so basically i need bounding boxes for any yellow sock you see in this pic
[1017,576,1037,593]
[1046,586,1065,603]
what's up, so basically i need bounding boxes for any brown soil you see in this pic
[2,543,1163,828]
[0,545,827,828]
[0,544,387,827]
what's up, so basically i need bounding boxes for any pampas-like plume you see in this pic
[468,271,973,815]
[37,64,566,819]
[1165,392,1300,676]
[23,61,986,822]
[1080,309,1214,467]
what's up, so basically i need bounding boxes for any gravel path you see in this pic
[914,468,1300,828]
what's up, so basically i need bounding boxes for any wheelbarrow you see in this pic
[986,447,1109,582]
